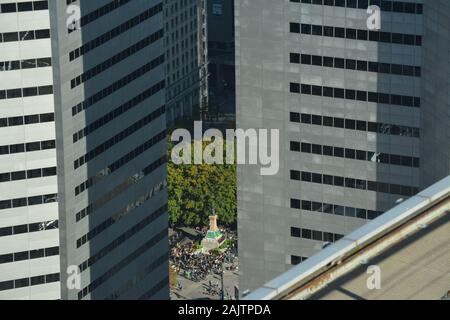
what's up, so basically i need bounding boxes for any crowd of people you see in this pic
[170,229,238,283]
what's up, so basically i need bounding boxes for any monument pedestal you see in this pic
[201,215,225,253]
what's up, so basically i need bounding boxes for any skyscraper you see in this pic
[49,0,169,300]
[235,0,446,294]
[0,0,60,299]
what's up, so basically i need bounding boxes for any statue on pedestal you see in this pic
[201,205,225,253]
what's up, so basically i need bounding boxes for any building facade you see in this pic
[207,0,235,116]
[0,0,60,299]
[164,0,236,125]
[49,0,169,300]
[164,0,202,125]
[236,0,429,293]
[421,0,450,188]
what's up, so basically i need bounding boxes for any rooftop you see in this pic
[313,213,450,300]
[244,176,450,300]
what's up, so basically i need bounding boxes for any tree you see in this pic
[167,138,237,228]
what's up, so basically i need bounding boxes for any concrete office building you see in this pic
[164,0,236,125]
[236,0,437,294]
[164,0,202,125]
[49,0,169,300]
[0,0,60,300]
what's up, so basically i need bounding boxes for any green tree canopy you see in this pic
[168,138,237,228]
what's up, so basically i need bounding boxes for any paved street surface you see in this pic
[171,263,239,300]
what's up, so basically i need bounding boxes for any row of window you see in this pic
[71,29,164,89]
[73,83,165,143]
[76,161,167,229]
[290,198,384,220]
[0,246,59,265]
[107,254,168,300]
[74,106,165,173]
[69,3,163,61]
[0,140,56,156]
[0,112,54,128]
[78,230,167,300]
[75,156,166,224]
[0,28,49,43]
[77,196,167,248]
[0,1,47,13]
[76,178,166,232]
[0,85,53,100]
[290,112,420,138]
[75,164,166,226]
[78,206,167,272]
[0,194,57,211]
[289,52,421,77]
[291,226,344,243]
[0,166,56,183]
[290,141,420,168]
[290,23,422,46]
[0,273,59,292]
[290,170,420,196]
[76,176,164,234]
[290,0,423,15]
[0,219,58,237]
[68,0,133,33]
[0,57,51,72]
[78,192,166,249]
[291,255,308,266]
[76,157,165,221]
[71,55,165,116]
[289,82,421,108]
[75,124,165,185]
